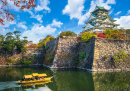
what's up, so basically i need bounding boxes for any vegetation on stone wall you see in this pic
[73,55,79,66]
[80,52,86,59]
[81,31,97,42]
[59,31,77,37]
[44,47,56,65]
[104,55,108,60]
[103,29,126,39]
[22,61,32,65]
[111,51,129,62]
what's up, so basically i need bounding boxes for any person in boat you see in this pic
[22,77,26,81]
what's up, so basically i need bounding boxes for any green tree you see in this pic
[0,35,5,41]
[126,29,130,34]
[59,31,77,37]
[5,32,14,40]
[13,31,21,41]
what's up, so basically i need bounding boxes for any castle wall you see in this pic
[45,37,130,71]
[93,37,130,71]
[52,36,79,68]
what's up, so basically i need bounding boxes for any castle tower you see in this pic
[82,5,119,32]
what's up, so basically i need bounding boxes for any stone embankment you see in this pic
[44,36,130,71]
[0,48,44,65]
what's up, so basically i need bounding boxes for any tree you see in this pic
[13,31,21,41]
[0,0,36,25]
[5,32,14,40]
[81,31,97,42]
[38,35,55,48]
[0,35,5,41]
[59,31,77,37]
[23,36,27,40]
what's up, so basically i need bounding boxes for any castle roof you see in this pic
[96,6,105,10]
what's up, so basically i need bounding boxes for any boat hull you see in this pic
[17,77,53,84]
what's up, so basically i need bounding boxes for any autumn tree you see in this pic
[38,35,55,48]
[0,0,36,25]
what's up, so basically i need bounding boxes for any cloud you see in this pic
[62,0,116,25]
[114,15,130,29]
[109,9,114,15]
[51,19,63,28]
[17,22,27,30]
[62,0,84,20]
[6,0,20,11]
[114,11,121,16]
[127,10,130,15]
[35,0,51,13]
[22,20,63,43]
[24,10,43,23]
[0,27,11,35]
[30,14,43,23]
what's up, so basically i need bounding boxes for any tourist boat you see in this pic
[16,73,53,84]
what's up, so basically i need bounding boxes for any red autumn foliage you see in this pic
[111,33,126,39]
[0,0,36,25]
[97,33,107,38]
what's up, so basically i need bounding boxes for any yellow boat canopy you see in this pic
[38,73,47,77]
[24,75,33,79]
[32,73,39,76]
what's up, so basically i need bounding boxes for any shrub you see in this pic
[59,31,77,37]
[110,33,126,39]
[80,52,86,59]
[50,56,54,62]
[81,31,97,42]
[73,55,79,65]
[112,56,119,62]
[104,55,108,60]
[98,33,107,38]
[103,29,126,39]
[29,56,34,61]
[103,29,120,35]
[126,29,130,34]
[22,61,31,65]
[22,57,26,62]
[7,58,14,63]
[8,63,11,65]
[116,51,128,59]
[33,54,36,57]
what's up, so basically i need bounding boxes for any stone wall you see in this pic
[78,38,95,69]
[45,37,59,55]
[52,36,79,68]
[92,37,130,71]
[0,48,44,65]
[45,36,130,71]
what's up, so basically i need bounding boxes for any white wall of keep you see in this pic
[84,24,93,31]
[104,19,112,23]
[89,16,95,21]
[100,24,113,28]
[92,29,103,32]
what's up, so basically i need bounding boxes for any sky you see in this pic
[0,0,130,43]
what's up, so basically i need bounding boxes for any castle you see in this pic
[82,5,119,32]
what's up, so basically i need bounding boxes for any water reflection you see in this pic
[0,67,130,91]
[92,71,130,91]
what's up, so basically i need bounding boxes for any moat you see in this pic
[0,67,130,91]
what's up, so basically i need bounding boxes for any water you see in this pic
[0,67,129,91]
